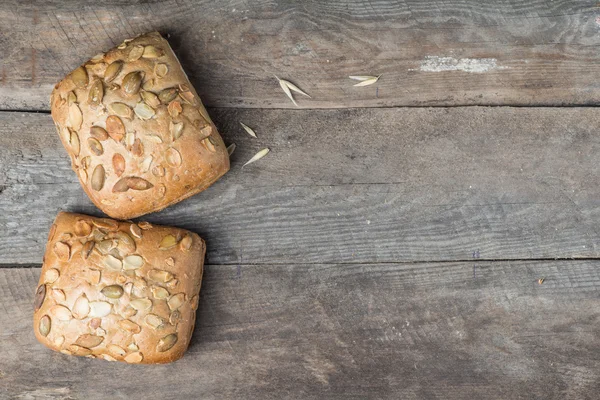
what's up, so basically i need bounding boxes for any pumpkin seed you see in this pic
[53,242,70,261]
[168,101,182,118]
[108,102,133,119]
[180,234,193,251]
[139,158,153,174]
[165,257,175,267]
[69,103,83,131]
[91,164,105,191]
[107,344,126,357]
[100,354,117,362]
[75,334,104,348]
[155,63,168,78]
[142,78,155,91]
[68,129,81,156]
[74,219,92,237]
[122,71,143,95]
[88,79,104,106]
[93,218,118,231]
[113,177,154,192]
[130,224,142,239]
[166,277,178,288]
[50,304,72,321]
[105,115,125,142]
[66,91,77,106]
[104,61,123,82]
[140,90,161,108]
[103,255,122,271]
[159,88,178,103]
[123,254,144,270]
[169,310,181,325]
[112,153,125,177]
[52,288,66,302]
[127,45,144,61]
[138,221,153,230]
[152,165,165,177]
[81,241,95,260]
[134,102,155,120]
[142,45,164,58]
[34,284,46,311]
[44,268,60,284]
[166,148,182,167]
[128,343,139,352]
[118,319,141,333]
[179,89,197,105]
[87,137,104,156]
[124,352,143,363]
[170,121,183,141]
[147,134,163,144]
[39,315,51,336]
[132,138,144,156]
[157,334,178,352]
[130,298,152,311]
[90,126,109,141]
[69,344,93,356]
[101,284,124,299]
[89,301,112,318]
[167,293,185,311]
[121,305,137,318]
[145,314,165,329]
[96,239,116,254]
[151,286,170,299]
[198,105,213,124]
[148,268,174,282]
[159,235,178,250]
[72,294,90,319]
[201,136,216,153]
[71,66,89,88]
[110,231,136,254]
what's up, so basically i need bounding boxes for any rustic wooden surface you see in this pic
[1,0,600,399]
[1,0,599,110]
[1,107,600,265]
[2,261,600,400]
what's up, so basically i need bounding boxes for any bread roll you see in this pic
[50,32,229,219]
[33,212,205,364]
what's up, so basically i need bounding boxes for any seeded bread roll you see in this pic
[33,212,205,364]
[50,32,230,219]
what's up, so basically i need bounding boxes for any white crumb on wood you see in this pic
[418,56,508,73]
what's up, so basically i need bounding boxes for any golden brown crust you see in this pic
[50,32,229,219]
[33,212,205,364]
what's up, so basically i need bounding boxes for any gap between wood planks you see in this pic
[1,103,600,115]
[4,257,600,269]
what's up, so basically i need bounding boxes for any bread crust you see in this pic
[50,32,229,219]
[33,212,205,364]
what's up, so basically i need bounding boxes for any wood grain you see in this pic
[2,261,600,399]
[1,107,600,265]
[0,0,599,110]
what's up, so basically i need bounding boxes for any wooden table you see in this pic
[1,1,599,399]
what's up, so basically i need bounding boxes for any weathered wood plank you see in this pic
[1,107,599,265]
[1,261,599,399]
[0,0,599,110]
